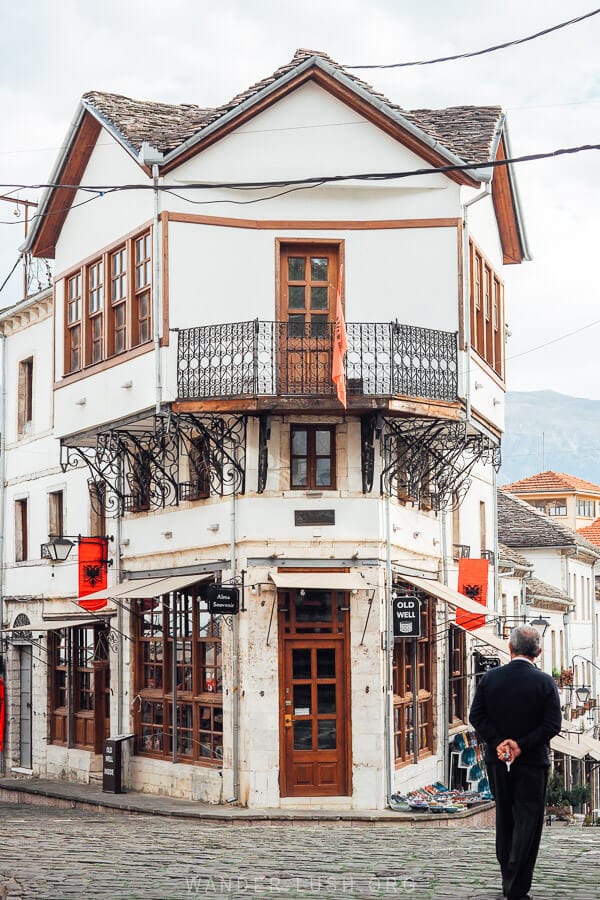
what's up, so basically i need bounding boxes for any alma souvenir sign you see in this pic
[393,593,421,638]
[207,584,239,614]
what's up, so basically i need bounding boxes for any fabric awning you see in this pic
[550,734,589,759]
[269,571,368,591]
[2,618,107,633]
[78,573,213,604]
[469,626,510,659]
[580,735,600,762]
[398,574,493,617]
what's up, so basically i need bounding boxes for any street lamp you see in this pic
[575,685,591,705]
[40,535,78,562]
[529,615,550,639]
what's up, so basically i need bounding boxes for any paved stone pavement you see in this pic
[1,801,599,899]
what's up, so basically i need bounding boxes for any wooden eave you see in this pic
[161,66,481,188]
[29,112,102,259]
[491,136,525,265]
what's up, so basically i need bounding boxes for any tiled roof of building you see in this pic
[577,516,600,549]
[502,470,600,496]
[82,48,503,160]
[498,543,532,570]
[525,577,571,605]
[498,490,600,555]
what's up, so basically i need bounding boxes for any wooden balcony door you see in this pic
[278,243,340,394]
[278,587,350,797]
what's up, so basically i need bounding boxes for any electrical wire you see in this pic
[345,8,600,69]
[0,256,21,294]
[1,141,598,199]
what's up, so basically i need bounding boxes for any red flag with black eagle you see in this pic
[332,264,348,407]
[455,558,489,631]
[78,537,108,611]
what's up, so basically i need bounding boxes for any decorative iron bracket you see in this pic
[257,413,271,494]
[61,412,247,518]
[380,418,500,511]
[360,414,377,494]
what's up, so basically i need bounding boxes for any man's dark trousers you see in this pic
[487,761,549,900]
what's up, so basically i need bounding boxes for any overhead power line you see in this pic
[0,142,598,201]
[346,7,600,68]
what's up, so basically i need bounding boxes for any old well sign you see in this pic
[393,593,421,638]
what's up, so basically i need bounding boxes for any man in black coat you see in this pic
[469,623,561,900]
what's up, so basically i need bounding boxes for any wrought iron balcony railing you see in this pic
[177,320,458,403]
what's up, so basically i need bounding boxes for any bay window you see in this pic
[63,228,152,375]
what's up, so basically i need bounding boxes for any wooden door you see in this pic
[280,636,349,796]
[19,646,33,768]
[279,244,339,394]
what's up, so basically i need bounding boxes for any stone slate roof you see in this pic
[498,542,532,570]
[498,490,600,555]
[82,48,503,162]
[502,470,600,496]
[525,577,571,605]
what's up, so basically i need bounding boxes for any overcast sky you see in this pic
[1,1,598,398]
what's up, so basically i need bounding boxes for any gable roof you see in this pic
[24,48,530,262]
[502,470,600,496]
[498,490,600,556]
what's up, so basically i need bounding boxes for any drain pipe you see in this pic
[137,144,164,416]
[228,487,240,803]
[462,182,491,421]
[384,487,394,807]
[440,508,450,787]
[0,333,6,776]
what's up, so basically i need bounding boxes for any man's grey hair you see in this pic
[509,624,542,659]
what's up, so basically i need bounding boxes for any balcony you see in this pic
[177,320,458,406]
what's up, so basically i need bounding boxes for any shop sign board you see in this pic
[393,594,421,638]
[207,584,239,614]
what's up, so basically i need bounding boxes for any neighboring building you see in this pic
[502,470,600,531]
[2,49,530,808]
[498,489,600,811]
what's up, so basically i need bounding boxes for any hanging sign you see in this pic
[78,537,108,612]
[393,593,421,638]
[207,584,239,615]
[455,558,489,631]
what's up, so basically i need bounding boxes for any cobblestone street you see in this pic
[1,801,600,899]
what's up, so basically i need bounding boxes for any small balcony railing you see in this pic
[177,320,458,403]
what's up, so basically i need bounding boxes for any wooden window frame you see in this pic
[17,357,34,437]
[392,596,434,766]
[469,238,505,379]
[448,625,467,725]
[15,498,28,562]
[49,625,108,750]
[134,589,223,766]
[62,228,152,375]
[290,424,336,490]
[48,490,64,539]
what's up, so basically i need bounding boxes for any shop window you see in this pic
[49,624,110,752]
[134,589,223,764]
[290,424,335,489]
[392,595,434,766]
[63,229,152,375]
[17,357,33,437]
[448,625,466,724]
[469,239,504,378]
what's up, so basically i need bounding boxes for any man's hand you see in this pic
[496,739,522,764]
